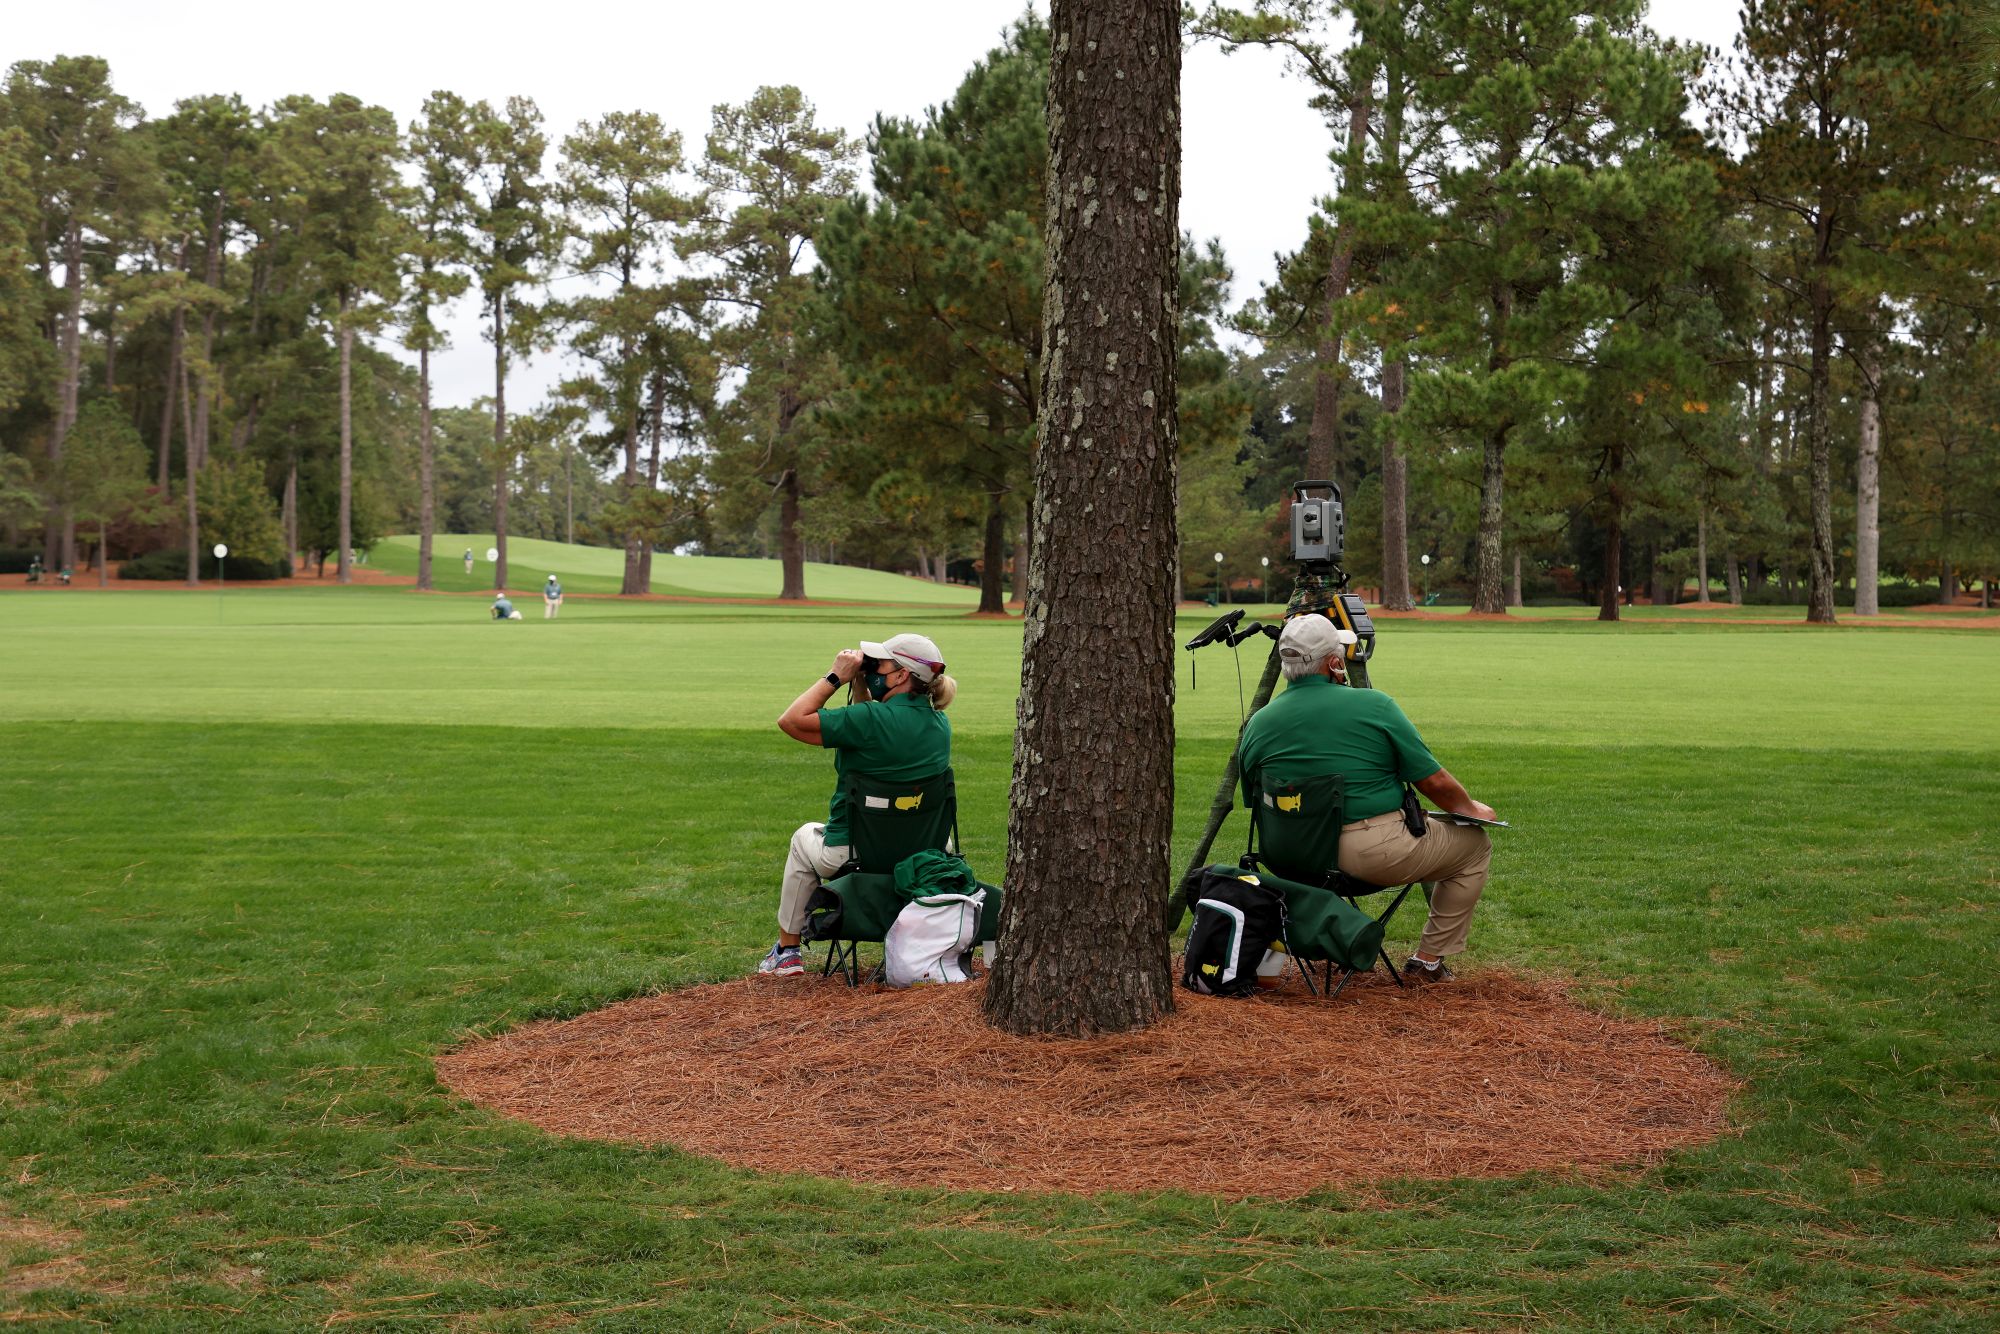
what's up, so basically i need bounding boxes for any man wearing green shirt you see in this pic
[1236,614,1498,982]
[763,632,956,976]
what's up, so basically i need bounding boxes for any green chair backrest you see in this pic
[844,769,958,875]
[1247,770,1345,884]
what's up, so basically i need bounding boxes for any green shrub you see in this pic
[119,548,291,581]
[0,547,38,574]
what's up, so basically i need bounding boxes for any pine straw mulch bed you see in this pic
[436,966,1736,1200]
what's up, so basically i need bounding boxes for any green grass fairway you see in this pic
[371,532,984,604]
[2,587,1996,1329]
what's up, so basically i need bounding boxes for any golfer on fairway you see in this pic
[762,633,956,976]
[543,575,563,619]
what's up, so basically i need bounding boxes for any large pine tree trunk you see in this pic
[1303,91,1373,483]
[1853,344,1881,616]
[1472,429,1507,613]
[620,404,644,595]
[156,307,183,491]
[1510,551,1523,608]
[282,460,298,571]
[1697,507,1709,600]
[977,492,1006,613]
[777,468,805,600]
[417,344,435,590]
[492,298,510,592]
[1379,357,1412,610]
[1726,550,1742,606]
[1598,444,1623,622]
[642,378,664,593]
[183,407,200,587]
[1803,279,1838,622]
[45,220,86,572]
[336,293,355,585]
[986,0,1179,1038]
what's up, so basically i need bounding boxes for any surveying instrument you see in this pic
[1167,480,1380,928]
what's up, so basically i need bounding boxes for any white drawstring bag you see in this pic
[883,890,986,987]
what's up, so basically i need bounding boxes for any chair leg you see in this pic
[1292,950,1320,996]
[1331,967,1355,1000]
[1382,946,1404,987]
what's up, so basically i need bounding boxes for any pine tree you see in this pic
[693,87,856,601]
[463,97,550,594]
[553,110,700,594]
[985,0,1182,1037]
[403,92,477,591]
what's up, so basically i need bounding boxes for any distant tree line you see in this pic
[3,3,1996,613]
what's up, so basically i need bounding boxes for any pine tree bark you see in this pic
[985,0,1180,1038]
[620,393,644,595]
[417,344,435,590]
[1598,444,1623,622]
[1303,91,1373,483]
[1473,426,1507,612]
[1726,550,1742,606]
[977,492,1006,613]
[777,466,804,600]
[283,459,298,571]
[1379,355,1412,609]
[1852,343,1881,616]
[45,220,86,571]
[1697,506,1709,601]
[1802,256,1838,621]
[1510,551,1522,608]
[642,374,665,593]
[492,296,510,592]
[776,386,806,600]
[156,307,183,492]
[337,293,355,585]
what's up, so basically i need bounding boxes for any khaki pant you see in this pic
[779,822,853,936]
[544,596,561,619]
[1335,811,1492,958]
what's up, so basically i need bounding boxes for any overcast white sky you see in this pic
[11,0,1742,410]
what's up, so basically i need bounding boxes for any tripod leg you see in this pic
[1165,640,1284,933]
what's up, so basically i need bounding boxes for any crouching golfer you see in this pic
[491,594,519,620]
[1236,614,1499,982]
[761,633,956,976]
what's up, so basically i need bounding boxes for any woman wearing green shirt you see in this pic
[761,632,956,976]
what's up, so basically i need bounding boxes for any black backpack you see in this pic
[1181,866,1285,998]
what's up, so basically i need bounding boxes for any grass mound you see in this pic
[371,533,983,604]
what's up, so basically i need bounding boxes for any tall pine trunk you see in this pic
[282,459,298,570]
[417,344,435,590]
[1473,427,1507,613]
[986,0,1179,1038]
[1726,551,1742,606]
[1303,90,1373,482]
[776,387,806,601]
[156,306,183,491]
[1379,356,1411,609]
[1853,343,1881,615]
[620,400,644,595]
[642,375,664,593]
[1803,267,1838,621]
[1509,551,1522,608]
[45,220,86,572]
[1697,506,1709,601]
[777,468,805,600]
[1599,443,1623,622]
[492,297,510,592]
[977,492,1006,613]
[336,293,355,585]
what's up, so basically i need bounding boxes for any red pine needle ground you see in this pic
[436,967,1735,1199]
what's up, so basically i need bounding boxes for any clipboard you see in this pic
[1426,810,1512,830]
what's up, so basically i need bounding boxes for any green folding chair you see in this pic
[805,769,960,985]
[1242,769,1418,997]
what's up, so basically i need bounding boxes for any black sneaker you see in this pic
[1403,955,1455,984]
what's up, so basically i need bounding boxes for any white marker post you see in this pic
[1212,550,1224,609]
[213,543,229,622]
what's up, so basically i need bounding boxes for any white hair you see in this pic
[1280,651,1343,682]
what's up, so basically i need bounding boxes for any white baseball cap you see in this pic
[1277,614,1358,665]
[858,633,946,682]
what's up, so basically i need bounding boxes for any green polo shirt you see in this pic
[817,693,952,846]
[1236,675,1441,823]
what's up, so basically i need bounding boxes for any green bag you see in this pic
[893,848,976,905]
[1253,868,1384,972]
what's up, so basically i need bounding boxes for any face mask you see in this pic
[866,671,892,700]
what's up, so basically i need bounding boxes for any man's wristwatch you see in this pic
[824,672,841,689]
